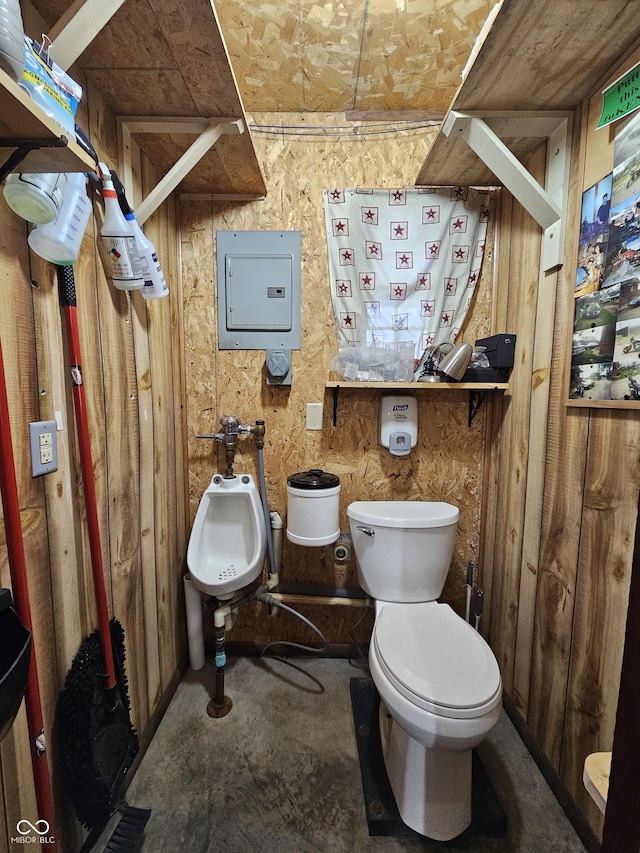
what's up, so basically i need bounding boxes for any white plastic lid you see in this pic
[3,180,59,224]
[347,500,459,529]
[374,602,501,712]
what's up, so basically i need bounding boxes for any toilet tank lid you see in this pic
[347,500,459,528]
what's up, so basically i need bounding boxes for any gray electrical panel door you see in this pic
[217,230,301,350]
[226,254,292,330]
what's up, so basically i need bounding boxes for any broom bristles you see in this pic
[56,619,139,830]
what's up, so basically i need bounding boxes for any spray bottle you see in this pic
[111,171,169,300]
[98,163,144,290]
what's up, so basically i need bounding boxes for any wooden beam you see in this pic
[49,0,127,71]
[179,194,265,202]
[345,110,444,123]
[443,111,571,270]
[118,117,241,135]
[119,119,244,224]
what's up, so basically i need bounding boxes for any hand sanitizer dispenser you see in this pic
[379,395,418,456]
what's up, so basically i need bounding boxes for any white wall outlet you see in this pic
[306,402,323,430]
[29,420,58,477]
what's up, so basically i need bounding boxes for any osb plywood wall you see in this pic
[0,3,187,849]
[183,113,495,649]
[484,46,640,839]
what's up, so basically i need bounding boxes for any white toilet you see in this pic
[187,473,266,599]
[347,500,502,842]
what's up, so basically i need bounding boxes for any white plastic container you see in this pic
[379,394,418,457]
[286,469,340,547]
[3,172,67,224]
[0,0,25,82]
[127,214,169,300]
[99,164,144,290]
[28,173,92,264]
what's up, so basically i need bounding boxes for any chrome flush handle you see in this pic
[357,526,375,537]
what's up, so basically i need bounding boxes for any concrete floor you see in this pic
[124,655,589,853]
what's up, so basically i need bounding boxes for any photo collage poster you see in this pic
[571,110,640,402]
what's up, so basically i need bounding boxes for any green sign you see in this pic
[598,62,640,128]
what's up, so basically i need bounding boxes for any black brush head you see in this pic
[56,620,139,830]
[103,805,151,853]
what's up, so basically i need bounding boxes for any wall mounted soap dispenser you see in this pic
[379,395,417,456]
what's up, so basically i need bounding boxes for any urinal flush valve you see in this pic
[197,415,267,477]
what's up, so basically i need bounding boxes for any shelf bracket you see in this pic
[0,137,68,184]
[442,111,572,272]
[118,117,244,223]
[468,390,486,427]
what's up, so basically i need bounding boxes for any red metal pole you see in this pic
[58,266,116,691]
[0,338,58,850]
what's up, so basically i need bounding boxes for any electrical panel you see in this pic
[217,231,301,350]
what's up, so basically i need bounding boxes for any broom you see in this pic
[55,265,150,847]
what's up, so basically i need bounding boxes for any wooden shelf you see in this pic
[0,68,95,174]
[325,381,508,390]
[416,0,640,187]
[30,0,267,198]
[325,380,508,427]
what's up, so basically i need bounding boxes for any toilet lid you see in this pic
[373,602,501,716]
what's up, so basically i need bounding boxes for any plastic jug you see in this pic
[28,173,92,265]
[3,172,67,224]
[0,0,25,82]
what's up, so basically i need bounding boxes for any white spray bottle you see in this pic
[99,163,144,290]
[111,170,169,300]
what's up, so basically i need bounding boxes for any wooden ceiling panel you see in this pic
[29,0,267,195]
[215,0,496,113]
[148,0,246,116]
[132,131,266,195]
[86,70,198,117]
[416,0,640,188]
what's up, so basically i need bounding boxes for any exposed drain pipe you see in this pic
[208,574,280,718]
[255,423,277,579]
[209,604,236,718]
[268,511,283,616]
[184,573,208,671]
[270,511,283,576]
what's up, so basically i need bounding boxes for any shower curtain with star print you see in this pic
[323,186,490,378]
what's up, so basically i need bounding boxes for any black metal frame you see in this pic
[0,136,69,184]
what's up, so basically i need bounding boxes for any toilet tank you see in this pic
[347,501,460,602]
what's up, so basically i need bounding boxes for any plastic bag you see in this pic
[19,36,82,137]
[330,345,414,382]
[470,346,490,369]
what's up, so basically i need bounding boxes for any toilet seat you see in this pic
[373,601,502,720]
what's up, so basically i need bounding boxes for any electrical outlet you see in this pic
[29,420,58,477]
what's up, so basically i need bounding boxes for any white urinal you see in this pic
[187,473,266,599]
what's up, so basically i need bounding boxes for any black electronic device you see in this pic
[475,334,517,370]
